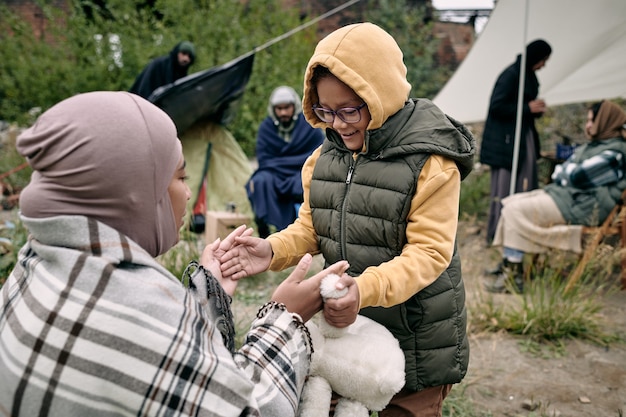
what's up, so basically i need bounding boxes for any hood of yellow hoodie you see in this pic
[302,22,411,131]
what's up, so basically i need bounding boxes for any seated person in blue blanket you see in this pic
[486,100,626,293]
[0,91,350,417]
[246,86,324,238]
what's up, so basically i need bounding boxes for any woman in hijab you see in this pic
[485,100,626,293]
[0,91,349,416]
[480,39,553,246]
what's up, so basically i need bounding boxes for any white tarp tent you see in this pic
[433,0,626,124]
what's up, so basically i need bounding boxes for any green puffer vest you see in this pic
[309,139,470,392]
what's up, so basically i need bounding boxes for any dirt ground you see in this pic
[456,220,626,417]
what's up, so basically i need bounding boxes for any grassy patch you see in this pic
[470,257,623,349]
[442,382,493,416]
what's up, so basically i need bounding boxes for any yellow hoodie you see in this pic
[302,22,410,131]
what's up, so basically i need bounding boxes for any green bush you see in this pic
[459,167,490,221]
[1,0,455,157]
[0,0,315,156]
[0,128,32,199]
[0,210,28,286]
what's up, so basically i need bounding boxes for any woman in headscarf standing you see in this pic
[480,39,552,247]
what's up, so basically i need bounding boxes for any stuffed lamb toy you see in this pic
[297,274,405,417]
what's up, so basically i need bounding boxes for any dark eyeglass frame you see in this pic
[312,103,367,124]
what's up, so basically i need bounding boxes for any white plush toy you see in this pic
[297,274,405,417]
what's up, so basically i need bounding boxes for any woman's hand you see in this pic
[219,226,273,279]
[272,254,350,323]
[200,239,237,296]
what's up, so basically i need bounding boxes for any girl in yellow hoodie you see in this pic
[221,22,475,417]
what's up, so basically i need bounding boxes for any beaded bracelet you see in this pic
[184,261,236,352]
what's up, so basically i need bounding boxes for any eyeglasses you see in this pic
[312,103,366,124]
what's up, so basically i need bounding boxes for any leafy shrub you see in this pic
[1,0,456,157]
[0,126,31,201]
[0,211,28,286]
[459,166,490,220]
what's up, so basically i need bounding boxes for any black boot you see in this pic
[485,259,524,293]
[485,261,504,276]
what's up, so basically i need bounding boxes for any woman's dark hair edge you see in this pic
[310,65,333,89]
[590,100,604,121]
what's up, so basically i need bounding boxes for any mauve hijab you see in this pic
[17,91,182,257]
[587,100,626,140]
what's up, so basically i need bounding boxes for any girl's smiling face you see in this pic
[315,75,371,151]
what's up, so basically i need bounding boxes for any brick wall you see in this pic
[2,0,69,42]
[279,0,473,71]
[434,21,475,68]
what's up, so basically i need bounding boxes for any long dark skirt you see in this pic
[485,131,538,244]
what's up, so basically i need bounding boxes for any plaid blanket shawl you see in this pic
[0,215,311,417]
[552,148,624,189]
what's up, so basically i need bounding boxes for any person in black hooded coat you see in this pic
[480,39,552,246]
[129,41,196,100]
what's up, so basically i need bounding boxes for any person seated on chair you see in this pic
[486,100,626,293]
[246,86,325,238]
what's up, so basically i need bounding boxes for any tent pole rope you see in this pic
[510,0,530,196]
[234,0,363,61]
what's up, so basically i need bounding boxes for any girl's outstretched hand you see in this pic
[323,275,360,328]
[213,224,254,261]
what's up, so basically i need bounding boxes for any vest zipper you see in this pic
[341,159,356,259]
[345,165,354,184]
